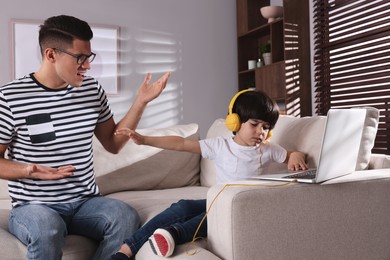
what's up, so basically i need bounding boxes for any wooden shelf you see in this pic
[237,19,284,73]
[237,0,285,102]
[236,0,312,116]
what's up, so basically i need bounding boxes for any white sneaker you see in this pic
[148,228,175,257]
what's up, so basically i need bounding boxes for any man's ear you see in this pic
[44,48,56,63]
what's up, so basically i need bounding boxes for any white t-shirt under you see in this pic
[199,136,287,184]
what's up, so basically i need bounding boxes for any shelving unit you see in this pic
[236,0,312,116]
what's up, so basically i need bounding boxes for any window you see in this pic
[313,0,390,154]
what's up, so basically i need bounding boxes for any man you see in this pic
[0,15,170,260]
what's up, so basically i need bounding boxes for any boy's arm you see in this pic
[285,151,308,171]
[115,128,201,154]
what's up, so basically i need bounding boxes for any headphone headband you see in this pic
[228,89,254,115]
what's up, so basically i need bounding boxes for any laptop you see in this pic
[253,108,367,183]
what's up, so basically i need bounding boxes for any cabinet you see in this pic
[236,0,312,116]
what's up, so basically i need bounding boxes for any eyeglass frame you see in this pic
[52,47,96,65]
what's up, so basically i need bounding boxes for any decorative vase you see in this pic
[260,6,284,23]
[262,53,272,65]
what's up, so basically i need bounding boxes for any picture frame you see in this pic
[10,19,120,95]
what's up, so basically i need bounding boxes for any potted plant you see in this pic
[260,42,272,65]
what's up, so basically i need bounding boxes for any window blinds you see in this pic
[313,0,390,154]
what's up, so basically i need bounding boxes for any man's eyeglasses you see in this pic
[53,48,96,65]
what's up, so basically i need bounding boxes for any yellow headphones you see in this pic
[225,89,252,132]
[225,89,273,139]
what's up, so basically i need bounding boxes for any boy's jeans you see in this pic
[9,196,140,260]
[124,199,207,255]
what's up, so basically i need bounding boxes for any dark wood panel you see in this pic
[255,61,286,100]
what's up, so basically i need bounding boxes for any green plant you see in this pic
[260,42,271,54]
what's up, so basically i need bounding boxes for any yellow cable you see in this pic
[185,180,297,256]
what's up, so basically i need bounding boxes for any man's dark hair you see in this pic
[39,15,93,54]
[232,90,279,129]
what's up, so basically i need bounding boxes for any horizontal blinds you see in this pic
[313,0,390,154]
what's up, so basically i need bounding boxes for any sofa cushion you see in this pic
[95,123,201,195]
[369,154,390,169]
[355,107,380,170]
[269,115,326,172]
[0,181,9,202]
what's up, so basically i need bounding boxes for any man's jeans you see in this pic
[9,196,140,260]
[124,199,207,255]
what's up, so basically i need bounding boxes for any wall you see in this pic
[0,0,238,137]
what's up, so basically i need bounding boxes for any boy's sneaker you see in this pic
[148,228,176,257]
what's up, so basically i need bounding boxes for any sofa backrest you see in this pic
[0,123,201,204]
[200,107,379,187]
[0,180,10,208]
[94,123,201,195]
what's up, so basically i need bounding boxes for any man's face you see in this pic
[53,39,93,87]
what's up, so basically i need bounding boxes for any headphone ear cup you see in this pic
[266,130,273,140]
[225,113,241,132]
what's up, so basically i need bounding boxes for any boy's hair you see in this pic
[232,90,279,129]
[38,15,93,54]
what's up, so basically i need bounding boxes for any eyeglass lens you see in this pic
[53,48,96,65]
[78,53,96,64]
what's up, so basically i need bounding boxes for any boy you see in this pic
[111,90,307,259]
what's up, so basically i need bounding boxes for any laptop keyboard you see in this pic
[283,169,317,179]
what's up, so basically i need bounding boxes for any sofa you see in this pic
[0,108,389,260]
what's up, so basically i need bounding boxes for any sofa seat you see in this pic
[106,186,209,223]
[106,186,218,260]
[0,186,213,260]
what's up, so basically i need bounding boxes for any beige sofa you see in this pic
[0,108,389,260]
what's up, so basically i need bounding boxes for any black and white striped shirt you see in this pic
[0,74,112,207]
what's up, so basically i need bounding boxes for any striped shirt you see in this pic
[0,74,113,207]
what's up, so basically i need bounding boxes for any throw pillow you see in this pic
[95,123,201,195]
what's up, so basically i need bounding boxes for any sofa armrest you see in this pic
[207,178,390,260]
[368,153,390,169]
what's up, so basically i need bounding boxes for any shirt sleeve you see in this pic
[95,81,113,124]
[199,137,225,160]
[269,142,288,163]
[0,91,14,144]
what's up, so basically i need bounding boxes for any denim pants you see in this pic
[8,196,141,260]
[124,199,207,255]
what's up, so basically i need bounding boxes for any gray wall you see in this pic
[0,0,238,137]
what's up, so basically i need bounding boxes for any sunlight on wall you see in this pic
[109,28,182,129]
[89,26,119,95]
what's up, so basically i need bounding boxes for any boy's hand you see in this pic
[115,128,145,145]
[287,151,308,171]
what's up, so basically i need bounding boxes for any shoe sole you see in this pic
[148,229,175,257]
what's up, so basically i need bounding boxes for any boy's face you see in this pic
[233,119,270,146]
[53,39,93,87]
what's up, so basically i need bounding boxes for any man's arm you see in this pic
[94,72,171,154]
[115,128,201,154]
[0,144,75,180]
